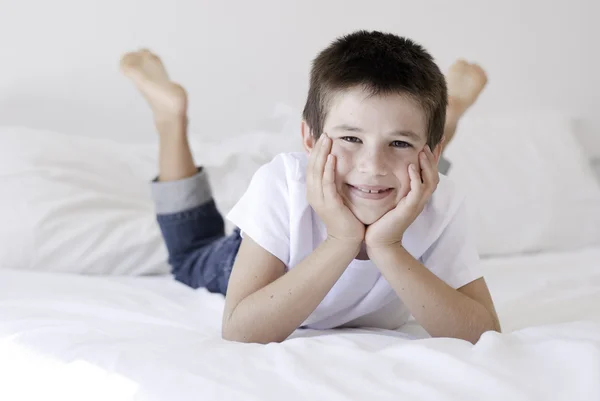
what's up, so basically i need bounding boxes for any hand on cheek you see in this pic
[365,146,440,252]
[306,134,365,246]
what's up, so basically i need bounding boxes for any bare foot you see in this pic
[440,60,488,148]
[120,49,187,121]
[446,59,488,115]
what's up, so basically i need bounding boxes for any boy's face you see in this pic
[303,86,435,225]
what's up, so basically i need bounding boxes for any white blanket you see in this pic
[1,247,600,401]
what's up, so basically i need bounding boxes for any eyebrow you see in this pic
[332,124,423,142]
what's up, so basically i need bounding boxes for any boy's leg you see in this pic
[120,49,196,182]
[150,174,242,294]
[121,49,240,294]
[441,59,488,150]
[438,60,488,175]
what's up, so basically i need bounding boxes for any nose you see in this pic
[356,147,388,176]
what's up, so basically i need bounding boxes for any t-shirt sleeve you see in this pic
[226,156,291,266]
[420,200,483,289]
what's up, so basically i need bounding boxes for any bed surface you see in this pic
[1,246,599,400]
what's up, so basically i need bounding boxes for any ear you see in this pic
[301,120,316,153]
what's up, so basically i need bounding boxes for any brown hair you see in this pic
[302,30,447,148]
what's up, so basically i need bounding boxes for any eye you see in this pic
[391,140,412,149]
[341,136,362,144]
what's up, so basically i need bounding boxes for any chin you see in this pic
[351,207,387,226]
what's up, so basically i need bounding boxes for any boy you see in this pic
[121,30,500,344]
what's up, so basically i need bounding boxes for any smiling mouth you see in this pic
[346,184,394,200]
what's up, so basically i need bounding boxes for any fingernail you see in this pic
[410,164,416,171]
[425,145,431,152]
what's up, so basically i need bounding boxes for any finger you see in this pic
[424,144,435,162]
[309,134,325,186]
[419,150,437,191]
[316,134,330,175]
[318,134,333,183]
[307,133,324,171]
[430,151,440,186]
[425,145,438,168]
[313,134,331,197]
[320,133,332,160]
[323,154,342,204]
[406,163,424,205]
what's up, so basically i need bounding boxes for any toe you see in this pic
[119,52,138,70]
[450,59,468,70]
[471,64,489,85]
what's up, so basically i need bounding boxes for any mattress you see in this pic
[1,246,599,401]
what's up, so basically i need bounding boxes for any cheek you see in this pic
[331,142,354,181]
[393,159,415,198]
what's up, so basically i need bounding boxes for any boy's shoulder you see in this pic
[239,152,309,213]
[255,152,308,184]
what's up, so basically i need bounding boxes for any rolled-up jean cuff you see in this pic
[150,167,213,214]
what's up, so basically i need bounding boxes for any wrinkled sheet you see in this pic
[1,247,599,401]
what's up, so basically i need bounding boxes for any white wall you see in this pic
[1,0,599,156]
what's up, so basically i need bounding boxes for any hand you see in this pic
[307,134,365,245]
[365,145,439,252]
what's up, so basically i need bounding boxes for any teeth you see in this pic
[356,187,385,194]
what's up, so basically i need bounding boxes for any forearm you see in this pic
[222,238,360,344]
[369,244,499,343]
[156,118,197,182]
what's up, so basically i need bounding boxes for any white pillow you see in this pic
[444,113,600,256]
[0,127,171,275]
[0,121,300,275]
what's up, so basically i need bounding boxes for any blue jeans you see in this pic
[156,199,241,295]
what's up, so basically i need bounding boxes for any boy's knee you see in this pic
[168,243,229,294]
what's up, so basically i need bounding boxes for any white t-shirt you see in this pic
[226,152,482,330]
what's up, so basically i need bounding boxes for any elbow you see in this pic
[221,307,253,343]
[221,318,251,343]
[221,330,282,345]
[221,305,276,344]
[491,318,502,334]
[466,304,502,344]
[486,311,502,334]
[221,330,253,344]
[493,319,502,333]
[221,320,284,344]
[467,317,502,344]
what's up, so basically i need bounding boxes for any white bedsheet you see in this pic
[1,247,599,401]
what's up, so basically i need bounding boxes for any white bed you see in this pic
[1,246,599,401]
[1,117,600,401]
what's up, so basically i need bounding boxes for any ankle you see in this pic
[155,114,188,138]
[447,96,466,118]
